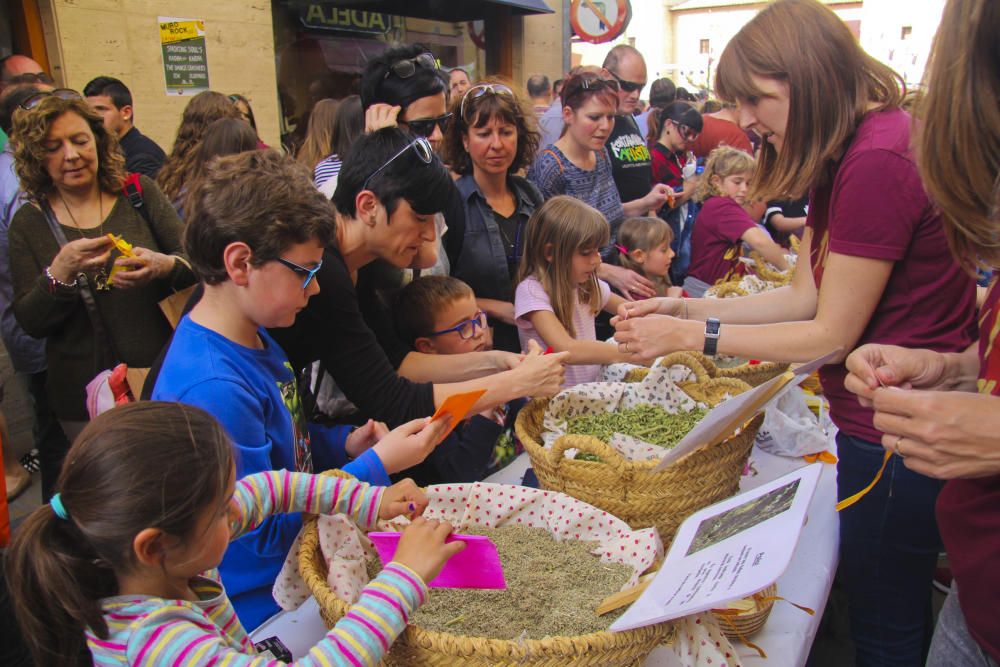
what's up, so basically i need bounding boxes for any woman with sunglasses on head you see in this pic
[442,80,543,353]
[269,128,566,432]
[613,2,977,664]
[7,91,195,451]
[649,101,702,209]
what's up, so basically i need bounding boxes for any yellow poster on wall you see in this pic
[158,17,209,96]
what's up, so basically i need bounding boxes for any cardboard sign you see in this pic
[159,17,209,96]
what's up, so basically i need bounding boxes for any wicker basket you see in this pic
[711,583,778,640]
[625,351,788,389]
[515,389,762,545]
[297,483,676,667]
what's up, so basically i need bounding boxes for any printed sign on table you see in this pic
[159,17,209,96]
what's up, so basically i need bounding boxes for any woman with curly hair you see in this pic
[442,80,542,351]
[155,90,240,206]
[8,91,195,459]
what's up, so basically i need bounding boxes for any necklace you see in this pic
[58,191,109,290]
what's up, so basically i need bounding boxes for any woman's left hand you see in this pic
[598,264,656,300]
[345,418,391,458]
[613,313,699,363]
[871,387,1000,480]
[111,248,175,290]
[378,478,429,520]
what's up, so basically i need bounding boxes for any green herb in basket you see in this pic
[567,405,706,448]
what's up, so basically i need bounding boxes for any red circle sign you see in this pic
[570,0,630,45]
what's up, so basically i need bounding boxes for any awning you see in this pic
[301,0,554,22]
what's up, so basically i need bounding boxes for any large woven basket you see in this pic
[625,351,788,389]
[297,477,676,667]
[514,386,762,545]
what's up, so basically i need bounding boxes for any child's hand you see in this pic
[391,517,466,584]
[346,419,390,458]
[513,339,567,397]
[371,416,452,474]
[378,478,428,520]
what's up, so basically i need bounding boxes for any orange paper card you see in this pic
[431,389,487,440]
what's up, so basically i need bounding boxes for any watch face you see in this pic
[706,317,721,335]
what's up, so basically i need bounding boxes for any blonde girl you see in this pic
[514,196,631,386]
[683,146,789,296]
[615,217,683,298]
[6,402,462,666]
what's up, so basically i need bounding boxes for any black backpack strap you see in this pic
[122,172,154,229]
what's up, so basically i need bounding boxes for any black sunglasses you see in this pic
[608,70,645,94]
[20,88,81,111]
[362,136,435,192]
[385,52,438,80]
[403,113,452,138]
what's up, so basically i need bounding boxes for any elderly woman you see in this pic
[8,91,194,447]
[442,80,543,352]
[613,1,976,664]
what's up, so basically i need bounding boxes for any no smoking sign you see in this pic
[570,0,631,44]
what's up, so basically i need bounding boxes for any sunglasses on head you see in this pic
[565,75,620,99]
[671,121,699,142]
[274,257,323,290]
[361,136,435,192]
[20,88,81,111]
[460,83,515,120]
[608,70,645,94]
[385,52,438,80]
[403,113,452,138]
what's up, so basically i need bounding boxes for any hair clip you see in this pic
[50,492,69,520]
[615,243,630,255]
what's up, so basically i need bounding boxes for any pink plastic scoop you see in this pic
[368,532,507,589]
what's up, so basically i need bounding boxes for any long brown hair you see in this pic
[10,96,126,201]
[617,216,674,294]
[156,91,240,201]
[916,0,1000,271]
[715,0,904,200]
[517,195,609,336]
[181,117,259,220]
[5,402,233,666]
[297,98,340,171]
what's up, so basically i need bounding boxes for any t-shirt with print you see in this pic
[935,278,1000,664]
[607,114,653,205]
[686,196,755,286]
[513,275,611,387]
[808,108,976,443]
[527,144,624,230]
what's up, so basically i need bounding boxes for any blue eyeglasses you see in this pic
[429,311,486,339]
[275,257,322,289]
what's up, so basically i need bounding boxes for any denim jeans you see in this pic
[836,432,943,667]
[927,586,999,667]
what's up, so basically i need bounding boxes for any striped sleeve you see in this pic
[125,564,427,666]
[229,471,385,539]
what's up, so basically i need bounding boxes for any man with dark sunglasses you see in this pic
[601,45,670,225]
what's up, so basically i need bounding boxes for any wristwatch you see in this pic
[703,317,721,357]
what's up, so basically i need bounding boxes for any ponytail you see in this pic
[6,506,114,665]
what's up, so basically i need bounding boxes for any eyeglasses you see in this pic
[274,257,323,289]
[361,136,434,192]
[385,52,438,80]
[460,83,515,120]
[20,88,82,111]
[608,70,646,94]
[403,113,452,138]
[429,310,487,339]
[671,121,699,143]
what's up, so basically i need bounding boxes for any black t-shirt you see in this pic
[606,114,653,204]
[268,248,435,428]
[764,197,809,247]
[119,126,167,179]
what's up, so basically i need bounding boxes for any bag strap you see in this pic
[38,199,121,368]
[542,148,565,174]
[122,173,153,227]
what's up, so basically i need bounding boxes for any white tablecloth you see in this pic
[252,442,839,667]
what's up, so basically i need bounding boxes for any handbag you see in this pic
[38,199,148,415]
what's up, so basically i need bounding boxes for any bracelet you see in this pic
[682,298,689,320]
[44,266,77,291]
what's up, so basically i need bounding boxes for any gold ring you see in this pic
[895,435,905,458]
[623,342,630,353]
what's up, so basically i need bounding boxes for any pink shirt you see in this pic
[514,275,612,387]
[808,108,976,442]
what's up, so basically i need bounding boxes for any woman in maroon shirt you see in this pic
[612,1,977,664]
[845,0,1000,665]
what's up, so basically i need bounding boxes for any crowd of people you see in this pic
[0,0,995,664]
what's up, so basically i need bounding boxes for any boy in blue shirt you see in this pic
[153,150,447,629]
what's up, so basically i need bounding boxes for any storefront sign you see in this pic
[158,17,209,96]
[299,5,393,34]
[569,0,630,45]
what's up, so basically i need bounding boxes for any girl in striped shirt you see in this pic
[6,401,463,666]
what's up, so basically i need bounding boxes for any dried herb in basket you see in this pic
[367,525,633,639]
[567,405,706,449]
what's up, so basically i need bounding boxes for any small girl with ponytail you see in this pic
[614,216,683,298]
[6,401,463,666]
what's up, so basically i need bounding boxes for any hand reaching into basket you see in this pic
[392,516,466,584]
[379,478,429,520]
